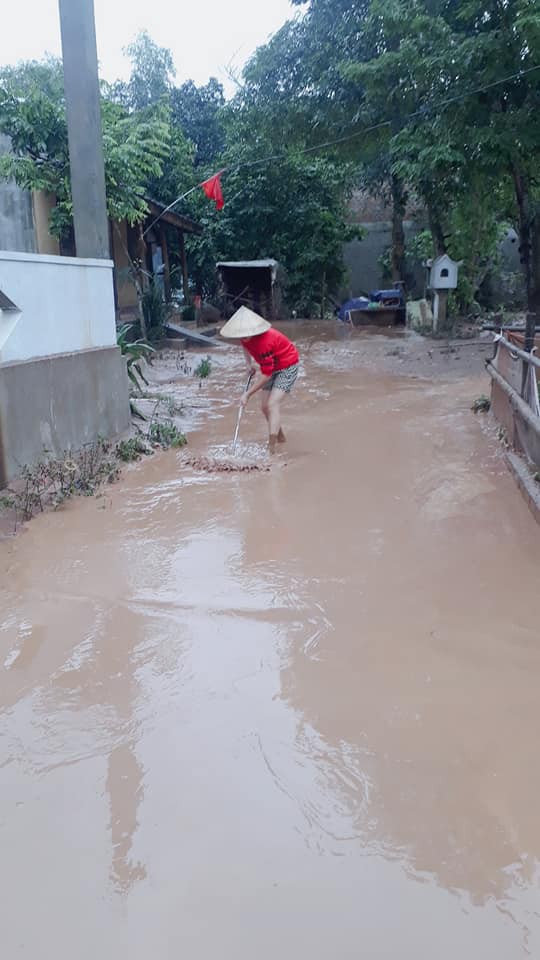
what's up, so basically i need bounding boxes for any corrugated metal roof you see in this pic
[217,259,278,269]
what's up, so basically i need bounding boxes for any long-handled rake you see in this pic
[179,371,270,473]
[232,372,254,452]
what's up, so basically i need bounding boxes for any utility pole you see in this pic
[58,0,109,259]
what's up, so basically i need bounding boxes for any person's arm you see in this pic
[240,371,270,405]
[242,346,257,373]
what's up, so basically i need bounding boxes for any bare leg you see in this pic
[261,391,270,425]
[268,388,285,452]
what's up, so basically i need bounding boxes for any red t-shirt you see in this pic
[242,329,299,376]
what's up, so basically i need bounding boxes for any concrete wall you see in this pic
[0,136,36,254]
[342,221,423,297]
[0,249,130,485]
[344,190,527,307]
[0,346,130,486]
[0,250,117,363]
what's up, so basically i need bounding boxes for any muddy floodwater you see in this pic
[1,325,540,958]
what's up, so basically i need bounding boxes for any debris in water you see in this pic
[180,442,271,473]
[181,454,270,473]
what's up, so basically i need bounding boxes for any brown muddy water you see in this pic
[1,324,539,958]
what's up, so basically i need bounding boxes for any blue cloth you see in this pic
[338,297,370,321]
[370,289,404,302]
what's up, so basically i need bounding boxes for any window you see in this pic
[440,268,449,278]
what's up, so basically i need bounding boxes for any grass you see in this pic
[194,356,212,379]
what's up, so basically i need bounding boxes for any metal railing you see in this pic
[486,332,540,444]
[496,335,540,372]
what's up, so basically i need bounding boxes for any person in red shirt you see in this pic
[220,306,300,453]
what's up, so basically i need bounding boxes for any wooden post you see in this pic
[320,269,326,320]
[136,222,148,339]
[178,230,190,306]
[158,223,171,302]
[432,292,439,334]
[522,310,538,395]
[432,290,449,334]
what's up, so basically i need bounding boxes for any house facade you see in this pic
[0,177,202,321]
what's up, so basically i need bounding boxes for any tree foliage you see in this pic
[109,35,224,198]
[110,30,175,110]
[184,136,360,311]
[170,79,225,166]
[4,4,539,316]
[242,0,540,311]
[0,58,170,238]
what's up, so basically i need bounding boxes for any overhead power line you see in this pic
[145,62,540,234]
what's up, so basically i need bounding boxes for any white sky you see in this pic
[0,0,299,95]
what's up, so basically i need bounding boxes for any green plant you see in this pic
[117,324,155,392]
[165,396,183,417]
[0,440,120,527]
[137,391,182,416]
[182,305,196,323]
[0,58,170,238]
[194,356,212,379]
[148,420,187,448]
[142,280,171,342]
[116,437,152,462]
[471,396,491,414]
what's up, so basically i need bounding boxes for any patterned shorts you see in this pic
[262,363,299,393]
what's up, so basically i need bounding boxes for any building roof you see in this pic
[217,259,279,269]
[145,197,203,236]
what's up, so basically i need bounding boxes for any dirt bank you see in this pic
[1,323,539,959]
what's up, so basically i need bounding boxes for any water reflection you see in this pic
[106,740,147,892]
[230,346,540,947]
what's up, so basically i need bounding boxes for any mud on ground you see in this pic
[1,322,539,959]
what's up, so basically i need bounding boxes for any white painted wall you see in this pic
[0,250,117,364]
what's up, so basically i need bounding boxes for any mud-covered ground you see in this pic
[1,322,539,959]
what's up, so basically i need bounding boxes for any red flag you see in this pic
[201,171,225,211]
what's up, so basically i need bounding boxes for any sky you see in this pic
[0,0,299,95]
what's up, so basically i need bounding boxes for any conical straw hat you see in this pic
[220,306,271,339]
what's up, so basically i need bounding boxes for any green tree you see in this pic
[254,0,540,312]
[183,131,360,313]
[375,0,540,311]
[112,30,176,111]
[240,1,414,283]
[436,0,540,313]
[108,34,222,195]
[0,58,170,240]
[170,78,225,166]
